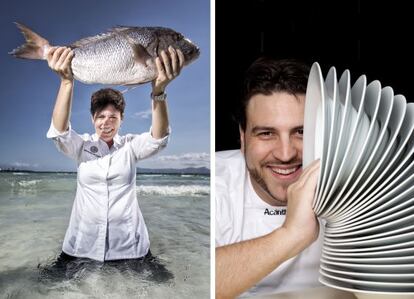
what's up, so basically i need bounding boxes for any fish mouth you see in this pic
[194,46,201,58]
[177,38,200,65]
[184,47,200,65]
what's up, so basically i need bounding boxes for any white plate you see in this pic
[323,244,414,258]
[325,205,414,238]
[324,86,394,218]
[325,225,414,244]
[316,74,364,217]
[329,164,414,231]
[324,231,414,247]
[320,263,414,282]
[329,195,414,235]
[303,65,414,298]
[321,258,414,273]
[323,239,414,253]
[320,268,414,288]
[322,252,414,264]
[314,69,351,214]
[319,80,381,217]
[320,275,414,299]
[303,62,325,166]
[330,98,412,227]
[303,62,326,210]
[314,67,339,214]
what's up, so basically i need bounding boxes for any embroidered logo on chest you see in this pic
[90,146,99,153]
[83,145,101,158]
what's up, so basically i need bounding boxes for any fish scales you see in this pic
[72,35,146,85]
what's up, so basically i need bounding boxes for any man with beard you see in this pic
[216,58,323,298]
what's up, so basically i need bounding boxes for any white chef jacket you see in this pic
[47,122,169,262]
[216,150,323,297]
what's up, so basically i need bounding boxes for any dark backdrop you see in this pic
[215,0,414,151]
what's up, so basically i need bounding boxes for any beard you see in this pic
[243,144,302,206]
[247,165,287,205]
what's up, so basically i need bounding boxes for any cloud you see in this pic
[133,109,152,119]
[158,152,209,162]
[141,152,210,168]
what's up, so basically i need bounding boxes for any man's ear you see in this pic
[239,125,245,153]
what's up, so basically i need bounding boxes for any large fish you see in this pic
[9,22,200,85]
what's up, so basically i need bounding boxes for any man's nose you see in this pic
[273,137,298,162]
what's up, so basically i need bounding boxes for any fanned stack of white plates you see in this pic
[303,62,414,299]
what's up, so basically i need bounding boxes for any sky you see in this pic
[0,0,210,171]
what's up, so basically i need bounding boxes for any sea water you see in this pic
[0,172,210,298]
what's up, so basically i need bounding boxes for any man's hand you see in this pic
[47,46,74,83]
[216,159,321,299]
[282,159,320,255]
[151,46,184,95]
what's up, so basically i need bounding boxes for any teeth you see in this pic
[271,167,297,175]
[102,128,112,133]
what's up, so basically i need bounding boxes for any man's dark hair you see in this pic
[90,88,125,118]
[238,58,310,131]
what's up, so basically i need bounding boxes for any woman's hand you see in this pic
[151,46,185,95]
[47,46,74,83]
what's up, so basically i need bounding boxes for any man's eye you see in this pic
[259,132,273,136]
[297,128,304,135]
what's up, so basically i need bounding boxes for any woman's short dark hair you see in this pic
[238,58,310,131]
[90,88,125,118]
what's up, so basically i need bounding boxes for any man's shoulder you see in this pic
[215,149,246,198]
[216,149,242,160]
[215,150,246,246]
[216,150,246,183]
[216,150,244,169]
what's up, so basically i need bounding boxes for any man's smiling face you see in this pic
[240,91,305,206]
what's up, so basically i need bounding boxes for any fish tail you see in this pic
[9,22,51,60]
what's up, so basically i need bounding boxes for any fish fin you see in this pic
[131,43,152,67]
[71,26,134,48]
[9,22,51,59]
[109,26,135,33]
[120,76,154,89]
[122,80,150,86]
[119,33,152,67]
[70,32,114,48]
[120,85,139,94]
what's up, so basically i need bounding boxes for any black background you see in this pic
[215,0,414,151]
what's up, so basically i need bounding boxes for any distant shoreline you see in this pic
[0,168,210,176]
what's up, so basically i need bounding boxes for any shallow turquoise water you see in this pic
[0,172,210,298]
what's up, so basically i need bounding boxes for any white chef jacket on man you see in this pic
[216,150,323,297]
[47,122,169,262]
